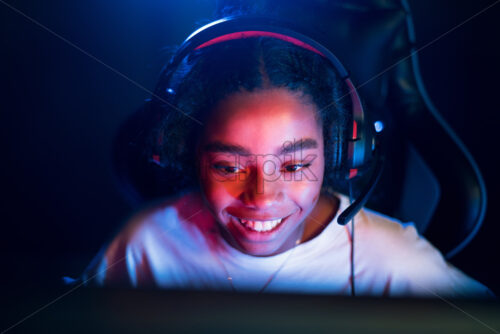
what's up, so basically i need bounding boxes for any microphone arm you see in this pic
[337,150,385,225]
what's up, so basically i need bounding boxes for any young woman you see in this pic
[81,16,493,298]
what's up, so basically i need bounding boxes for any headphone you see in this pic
[152,15,384,225]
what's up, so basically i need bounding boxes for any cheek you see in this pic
[201,181,230,213]
[287,166,324,207]
[288,182,320,210]
[203,174,243,203]
[199,160,241,214]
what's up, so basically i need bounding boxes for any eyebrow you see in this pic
[202,138,318,156]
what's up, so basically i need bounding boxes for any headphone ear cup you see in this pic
[335,127,343,177]
[346,119,378,180]
[327,119,347,181]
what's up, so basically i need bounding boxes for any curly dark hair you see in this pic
[135,36,353,198]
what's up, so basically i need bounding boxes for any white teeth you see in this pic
[263,221,272,230]
[237,218,283,232]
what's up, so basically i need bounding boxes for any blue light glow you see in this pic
[374,121,384,133]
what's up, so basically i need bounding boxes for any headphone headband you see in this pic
[195,30,326,57]
[170,16,350,78]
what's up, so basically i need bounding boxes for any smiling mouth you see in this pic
[230,215,290,233]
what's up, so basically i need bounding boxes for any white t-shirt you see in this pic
[82,189,493,298]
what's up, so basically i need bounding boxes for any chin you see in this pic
[231,235,287,257]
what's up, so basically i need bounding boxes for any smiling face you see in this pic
[196,87,325,256]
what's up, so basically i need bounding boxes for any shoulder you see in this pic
[353,205,493,298]
[82,189,215,287]
[355,207,426,260]
[353,206,434,277]
[331,193,436,271]
[113,189,215,246]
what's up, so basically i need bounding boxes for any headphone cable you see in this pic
[348,181,356,297]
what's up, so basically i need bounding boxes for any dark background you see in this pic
[1,0,499,298]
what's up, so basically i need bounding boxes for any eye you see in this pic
[212,164,246,175]
[282,163,311,173]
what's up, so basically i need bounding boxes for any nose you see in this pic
[241,164,283,209]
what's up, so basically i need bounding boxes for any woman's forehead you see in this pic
[214,87,314,112]
[201,87,323,153]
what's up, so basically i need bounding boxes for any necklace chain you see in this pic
[219,239,301,293]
